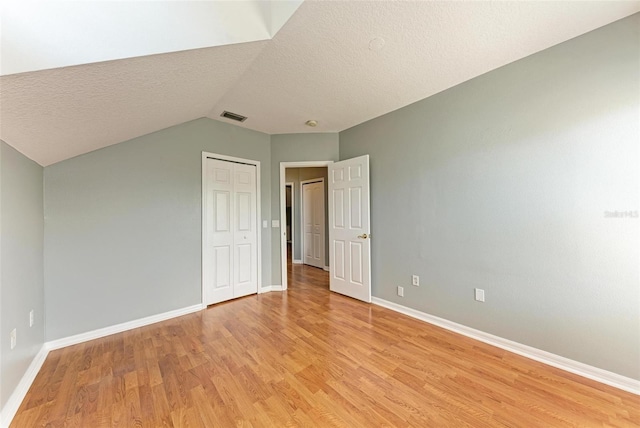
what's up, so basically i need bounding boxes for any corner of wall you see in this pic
[0,141,46,426]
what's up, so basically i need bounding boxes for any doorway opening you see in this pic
[285,182,294,266]
[279,161,333,290]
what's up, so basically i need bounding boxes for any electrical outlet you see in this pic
[412,275,419,286]
[30,310,34,327]
[272,220,280,228]
[397,286,404,297]
[475,288,485,302]
[10,328,17,350]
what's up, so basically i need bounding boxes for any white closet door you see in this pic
[303,182,314,266]
[206,159,234,305]
[232,163,257,299]
[205,158,257,305]
[303,180,325,269]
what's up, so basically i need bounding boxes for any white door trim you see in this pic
[280,161,333,291]
[300,177,325,269]
[202,152,262,304]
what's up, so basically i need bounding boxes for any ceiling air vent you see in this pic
[220,110,247,122]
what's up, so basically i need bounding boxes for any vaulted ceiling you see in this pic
[1,1,638,166]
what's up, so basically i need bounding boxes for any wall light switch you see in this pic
[10,329,16,350]
[475,288,485,302]
[262,220,268,228]
[397,286,404,297]
[30,310,34,327]
[272,220,280,228]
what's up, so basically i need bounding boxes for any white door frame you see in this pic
[300,177,325,269]
[202,151,263,307]
[279,161,333,290]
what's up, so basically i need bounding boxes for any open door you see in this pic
[328,155,371,302]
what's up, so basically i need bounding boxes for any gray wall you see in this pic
[44,118,271,341]
[1,141,45,411]
[270,133,339,285]
[339,15,639,380]
[285,167,329,263]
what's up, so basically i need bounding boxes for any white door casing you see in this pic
[302,179,325,269]
[328,155,371,303]
[204,156,258,305]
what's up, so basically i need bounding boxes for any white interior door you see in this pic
[328,155,371,302]
[206,159,234,304]
[232,163,258,299]
[302,180,325,269]
[205,158,257,305]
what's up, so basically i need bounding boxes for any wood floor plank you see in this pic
[10,253,640,427]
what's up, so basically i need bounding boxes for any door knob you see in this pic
[357,233,370,239]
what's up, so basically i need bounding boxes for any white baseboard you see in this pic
[1,345,49,428]
[323,266,330,272]
[372,297,640,395]
[46,303,204,351]
[293,259,303,264]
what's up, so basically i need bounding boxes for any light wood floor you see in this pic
[12,259,639,427]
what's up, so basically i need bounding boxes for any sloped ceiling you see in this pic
[1,0,303,76]
[1,1,638,166]
[0,43,269,165]
[210,1,640,135]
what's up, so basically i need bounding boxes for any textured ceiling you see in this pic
[0,43,267,165]
[210,1,640,134]
[1,1,639,166]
